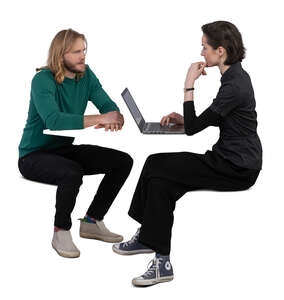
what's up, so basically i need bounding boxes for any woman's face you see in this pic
[201,34,224,67]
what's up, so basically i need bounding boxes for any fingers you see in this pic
[161,112,177,126]
[166,116,170,126]
[200,62,207,75]
[104,124,110,131]
[95,123,122,131]
[161,116,170,126]
[160,116,166,126]
[94,124,104,129]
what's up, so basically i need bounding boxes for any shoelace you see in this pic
[122,228,140,247]
[143,258,162,279]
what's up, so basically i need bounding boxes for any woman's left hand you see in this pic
[184,62,207,87]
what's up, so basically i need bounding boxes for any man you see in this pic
[18,28,133,258]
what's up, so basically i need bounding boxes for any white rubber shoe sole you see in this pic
[80,232,123,243]
[52,243,80,258]
[132,275,174,286]
[112,244,155,255]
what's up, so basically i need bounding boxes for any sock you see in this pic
[83,215,96,223]
[156,253,170,260]
[54,226,66,232]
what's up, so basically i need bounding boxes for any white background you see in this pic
[1,0,283,299]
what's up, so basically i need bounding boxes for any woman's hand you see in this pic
[160,112,184,126]
[184,62,207,87]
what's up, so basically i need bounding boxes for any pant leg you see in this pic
[139,177,188,255]
[65,144,133,220]
[129,151,259,255]
[18,151,83,230]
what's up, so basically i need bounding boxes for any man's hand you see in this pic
[160,112,184,126]
[95,111,124,131]
[84,111,124,131]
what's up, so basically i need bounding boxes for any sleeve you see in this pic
[88,67,120,114]
[31,73,84,130]
[209,83,239,117]
[183,101,220,136]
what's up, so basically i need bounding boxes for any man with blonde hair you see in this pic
[18,29,133,258]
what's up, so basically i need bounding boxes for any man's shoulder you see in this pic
[32,69,56,88]
[84,64,98,79]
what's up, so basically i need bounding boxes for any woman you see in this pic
[112,21,262,286]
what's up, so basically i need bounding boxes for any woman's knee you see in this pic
[144,153,170,172]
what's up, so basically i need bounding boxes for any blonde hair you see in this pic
[36,28,87,84]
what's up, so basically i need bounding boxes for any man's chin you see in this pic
[76,64,86,73]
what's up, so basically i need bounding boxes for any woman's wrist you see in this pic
[184,79,195,88]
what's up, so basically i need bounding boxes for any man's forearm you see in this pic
[83,115,101,128]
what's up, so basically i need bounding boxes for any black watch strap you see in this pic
[184,87,194,92]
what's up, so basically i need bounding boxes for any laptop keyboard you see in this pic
[144,123,183,134]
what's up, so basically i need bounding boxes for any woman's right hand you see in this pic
[160,112,184,126]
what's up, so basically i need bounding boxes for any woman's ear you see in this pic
[217,46,226,57]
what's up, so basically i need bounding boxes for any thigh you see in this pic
[143,151,249,191]
[18,151,83,186]
[68,144,133,175]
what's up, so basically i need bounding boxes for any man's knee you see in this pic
[59,166,84,186]
[117,152,133,171]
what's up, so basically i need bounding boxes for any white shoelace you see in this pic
[122,228,140,247]
[143,258,162,279]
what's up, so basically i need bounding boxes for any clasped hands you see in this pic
[94,111,124,132]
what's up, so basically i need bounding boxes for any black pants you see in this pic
[128,150,260,255]
[18,144,133,230]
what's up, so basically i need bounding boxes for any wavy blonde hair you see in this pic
[36,28,87,84]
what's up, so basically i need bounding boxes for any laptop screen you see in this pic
[121,88,146,131]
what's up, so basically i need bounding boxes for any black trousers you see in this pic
[18,144,133,230]
[128,150,260,255]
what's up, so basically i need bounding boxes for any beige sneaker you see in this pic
[52,230,80,258]
[79,219,123,243]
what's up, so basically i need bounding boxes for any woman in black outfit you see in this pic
[113,21,262,287]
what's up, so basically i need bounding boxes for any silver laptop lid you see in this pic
[121,88,146,132]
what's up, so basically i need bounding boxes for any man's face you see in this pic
[63,38,86,74]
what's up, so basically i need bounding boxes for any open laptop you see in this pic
[121,88,185,134]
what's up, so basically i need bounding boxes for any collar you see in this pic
[221,62,242,83]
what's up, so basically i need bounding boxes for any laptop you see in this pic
[121,88,185,134]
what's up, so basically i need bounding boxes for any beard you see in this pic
[63,59,85,74]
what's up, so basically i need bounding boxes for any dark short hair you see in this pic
[201,21,246,65]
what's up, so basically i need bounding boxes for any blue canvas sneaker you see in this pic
[132,254,174,286]
[112,228,154,255]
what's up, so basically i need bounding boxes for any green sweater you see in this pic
[18,65,119,158]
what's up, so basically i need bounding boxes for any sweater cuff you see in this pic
[72,115,84,129]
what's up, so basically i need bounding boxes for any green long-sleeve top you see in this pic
[18,65,119,158]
